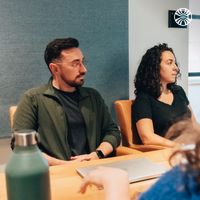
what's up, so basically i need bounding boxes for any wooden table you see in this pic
[0,148,172,200]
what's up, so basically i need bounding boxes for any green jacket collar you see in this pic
[43,77,90,100]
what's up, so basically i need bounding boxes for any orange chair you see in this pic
[114,100,165,152]
[9,106,17,129]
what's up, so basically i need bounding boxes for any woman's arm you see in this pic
[136,118,176,147]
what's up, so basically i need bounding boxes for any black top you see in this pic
[132,85,191,144]
[54,88,89,156]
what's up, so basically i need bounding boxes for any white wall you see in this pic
[189,0,200,72]
[129,0,189,99]
[188,0,200,122]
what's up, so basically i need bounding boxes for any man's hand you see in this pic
[71,141,114,162]
[43,153,70,166]
[43,152,99,166]
[70,152,99,162]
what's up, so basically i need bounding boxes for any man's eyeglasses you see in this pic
[54,60,87,69]
[70,60,87,68]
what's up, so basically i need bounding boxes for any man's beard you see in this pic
[60,72,86,88]
[67,79,85,87]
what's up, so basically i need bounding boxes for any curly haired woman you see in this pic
[132,43,196,147]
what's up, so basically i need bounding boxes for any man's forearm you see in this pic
[96,141,114,157]
[42,153,75,166]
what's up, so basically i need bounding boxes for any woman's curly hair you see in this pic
[134,43,180,98]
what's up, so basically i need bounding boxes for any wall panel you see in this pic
[0,0,128,137]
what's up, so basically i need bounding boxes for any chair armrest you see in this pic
[116,146,143,156]
[129,144,166,152]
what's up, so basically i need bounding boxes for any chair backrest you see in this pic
[114,100,134,146]
[115,100,166,152]
[9,106,17,129]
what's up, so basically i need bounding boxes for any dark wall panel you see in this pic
[0,0,128,137]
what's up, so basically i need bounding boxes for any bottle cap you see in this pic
[14,130,38,146]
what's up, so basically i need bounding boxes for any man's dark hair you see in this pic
[44,37,79,69]
[134,43,181,98]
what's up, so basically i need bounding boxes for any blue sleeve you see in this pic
[138,166,189,200]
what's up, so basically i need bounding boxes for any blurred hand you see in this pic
[79,166,130,200]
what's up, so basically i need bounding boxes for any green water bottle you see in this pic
[5,130,51,200]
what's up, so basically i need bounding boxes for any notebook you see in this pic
[76,157,168,183]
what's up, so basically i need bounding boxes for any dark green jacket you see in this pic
[13,80,121,160]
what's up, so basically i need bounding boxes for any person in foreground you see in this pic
[79,167,130,200]
[12,37,121,165]
[79,120,200,200]
[132,43,196,147]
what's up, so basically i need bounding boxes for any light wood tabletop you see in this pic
[0,148,172,200]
